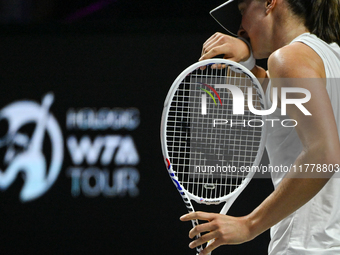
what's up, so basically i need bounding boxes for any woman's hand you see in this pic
[180,211,255,255]
[200,32,251,63]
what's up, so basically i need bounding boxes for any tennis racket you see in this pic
[160,58,267,254]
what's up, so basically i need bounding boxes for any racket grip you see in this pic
[203,238,215,255]
[191,219,204,254]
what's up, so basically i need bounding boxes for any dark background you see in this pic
[0,1,272,254]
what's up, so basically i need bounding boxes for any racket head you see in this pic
[161,59,267,204]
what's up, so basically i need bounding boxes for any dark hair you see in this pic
[286,0,340,44]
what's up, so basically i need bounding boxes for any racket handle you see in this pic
[205,238,215,255]
[191,219,204,254]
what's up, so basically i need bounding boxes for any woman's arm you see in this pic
[181,42,340,255]
[200,32,268,86]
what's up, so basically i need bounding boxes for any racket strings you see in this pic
[166,64,263,199]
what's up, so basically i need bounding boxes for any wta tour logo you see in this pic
[0,93,63,202]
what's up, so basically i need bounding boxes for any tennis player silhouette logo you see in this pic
[0,93,63,202]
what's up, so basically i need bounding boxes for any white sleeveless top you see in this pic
[265,33,340,254]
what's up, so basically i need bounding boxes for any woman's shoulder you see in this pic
[268,42,325,78]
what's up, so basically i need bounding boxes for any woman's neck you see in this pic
[271,8,309,50]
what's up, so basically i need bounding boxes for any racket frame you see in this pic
[161,58,267,254]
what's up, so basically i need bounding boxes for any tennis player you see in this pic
[180,0,340,254]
